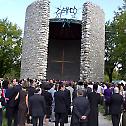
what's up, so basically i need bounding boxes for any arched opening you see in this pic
[47,18,81,80]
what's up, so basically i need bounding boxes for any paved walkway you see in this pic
[26,112,112,126]
[99,113,112,126]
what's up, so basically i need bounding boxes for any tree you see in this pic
[112,69,121,80]
[105,1,126,82]
[0,19,22,78]
[105,21,118,82]
[113,5,126,80]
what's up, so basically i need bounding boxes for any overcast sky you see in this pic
[0,0,124,30]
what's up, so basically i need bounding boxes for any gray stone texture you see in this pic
[20,0,50,79]
[80,2,105,82]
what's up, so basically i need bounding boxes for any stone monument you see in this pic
[21,0,105,82]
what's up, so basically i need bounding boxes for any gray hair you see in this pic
[114,87,119,93]
[77,90,84,96]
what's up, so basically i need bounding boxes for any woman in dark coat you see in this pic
[18,82,28,126]
[87,84,101,126]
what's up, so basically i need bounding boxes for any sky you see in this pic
[0,0,124,31]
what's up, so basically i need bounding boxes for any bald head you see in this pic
[114,87,119,93]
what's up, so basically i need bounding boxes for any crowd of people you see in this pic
[0,78,126,126]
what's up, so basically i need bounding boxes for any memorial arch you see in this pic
[21,0,105,82]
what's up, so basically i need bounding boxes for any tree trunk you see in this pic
[108,73,113,83]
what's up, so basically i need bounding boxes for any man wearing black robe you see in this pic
[64,88,71,123]
[87,83,101,126]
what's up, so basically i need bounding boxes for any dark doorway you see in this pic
[47,19,81,80]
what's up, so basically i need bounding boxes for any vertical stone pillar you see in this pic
[80,2,105,82]
[21,0,50,79]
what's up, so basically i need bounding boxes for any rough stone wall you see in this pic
[80,2,105,82]
[20,0,50,79]
[21,1,105,81]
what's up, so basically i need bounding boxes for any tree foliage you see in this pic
[105,1,126,82]
[105,21,118,82]
[113,4,126,80]
[0,19,22,78]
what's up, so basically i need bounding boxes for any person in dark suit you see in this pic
[27,79,36,98]
[6,79,20,126]
[83,83,92,97]
[12,79,22,92]
[110,87,123,126]
[29,88,46,126]
[64,87,71,123]
[87,83,101,126]
[6,88,19,126]
[54,82,67,126]
[41,84,53,126]
[70,90,90,126]
[27,79,36,124]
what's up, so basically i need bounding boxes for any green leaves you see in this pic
[105,2,126,81]
[0,18,22,78]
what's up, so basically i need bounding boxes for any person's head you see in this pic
[58,82,65,91]
[93,83,98,91]
[27,78,30,82]
[106,84,110,89]
[124,85,126,91]
[78,80,83,86]
[84,83,88,88]
[35,88,41,94]
[114,87,119,93]
[2,80,9,89]
[49,80,53,84]
[77,90,84,97]
[50,83,55,89]
[22,81,28,89]
[44,84,51,90]
[29,79,34,86]
[96,82,100,86]
[13,79,18,86]
[69,82,72,87]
